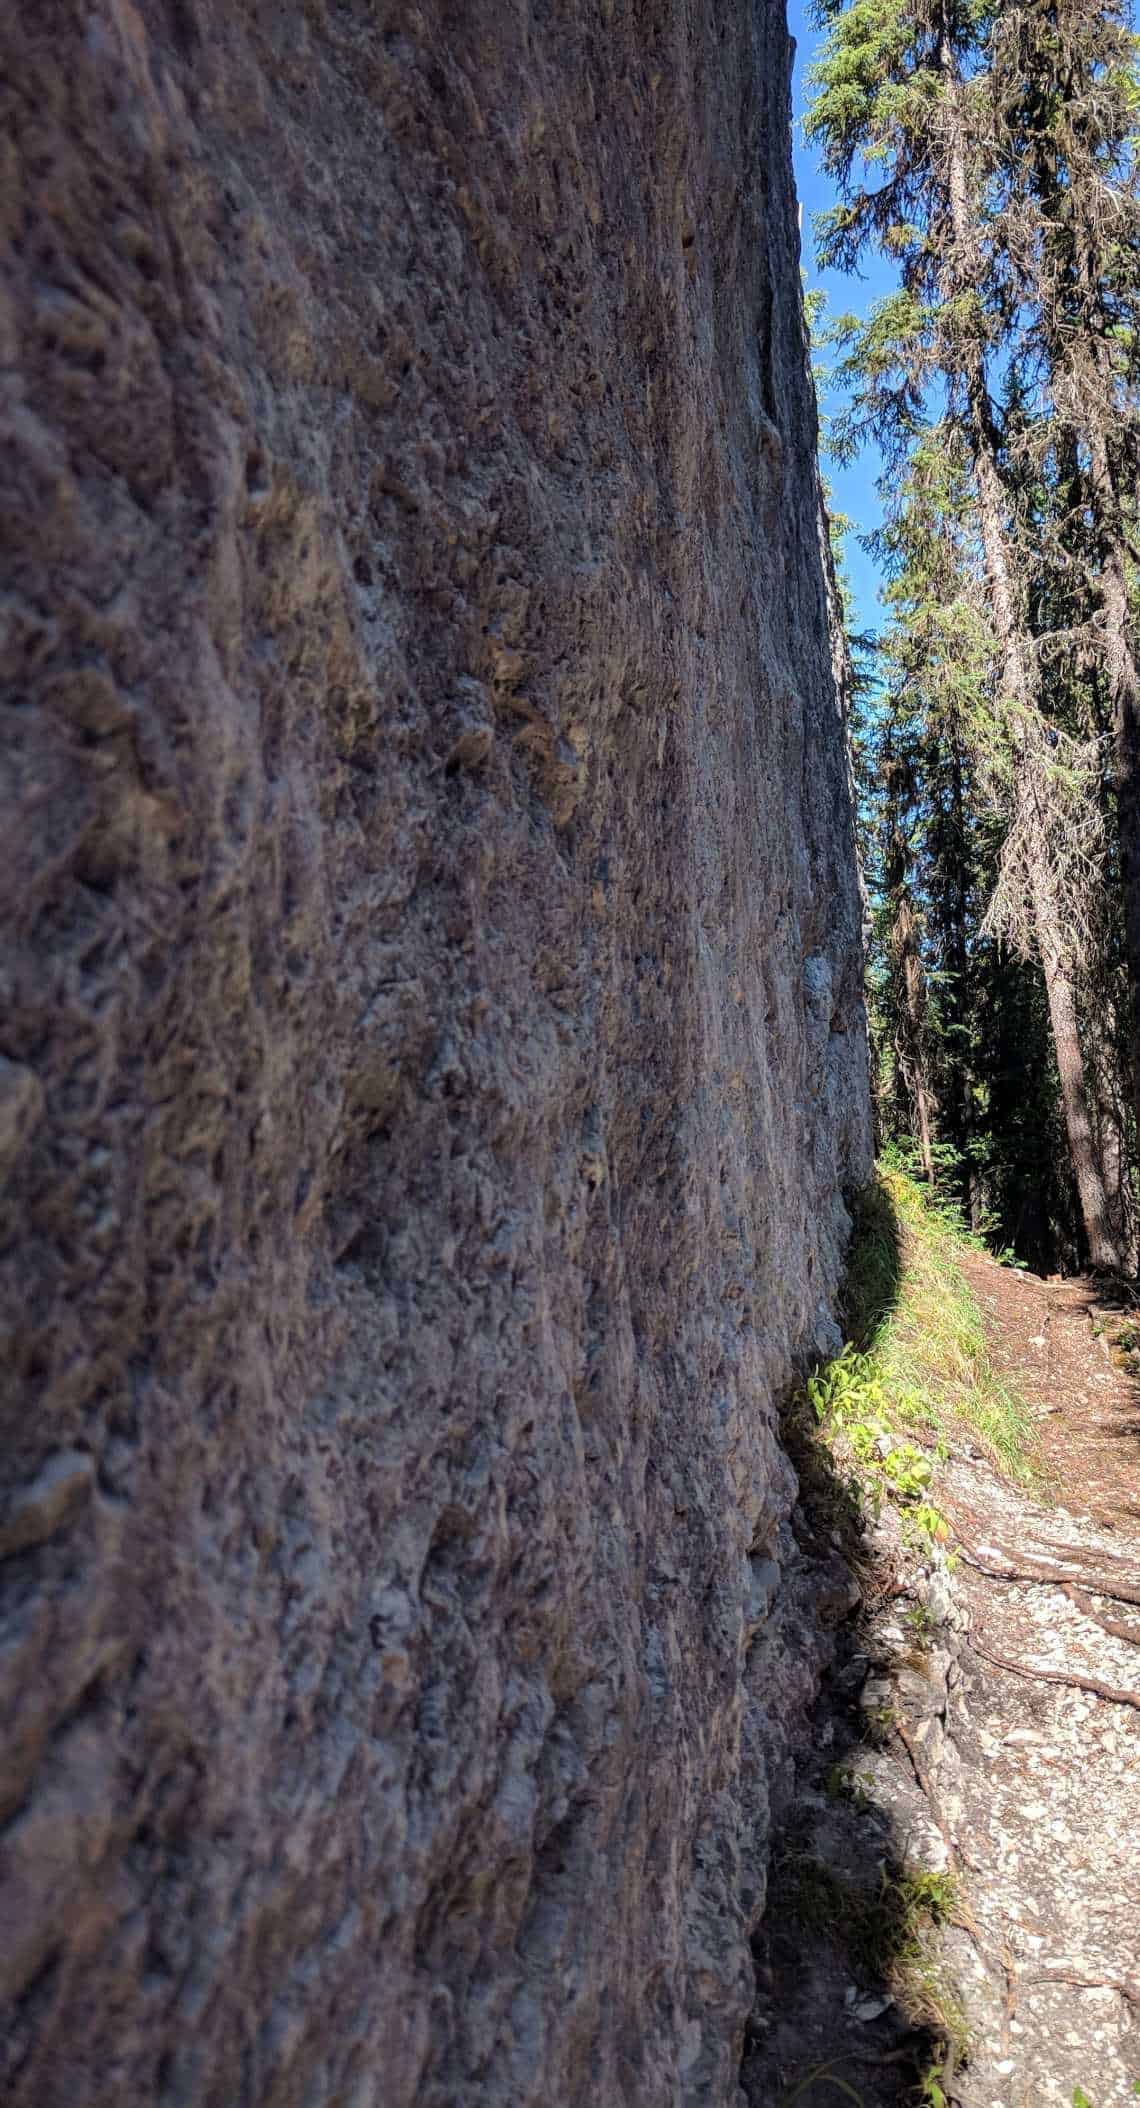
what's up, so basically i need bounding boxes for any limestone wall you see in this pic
[0,4,870,2100]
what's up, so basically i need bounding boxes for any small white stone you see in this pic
[852,1994,893,2023]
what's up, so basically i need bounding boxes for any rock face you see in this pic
[0,3,870,2102]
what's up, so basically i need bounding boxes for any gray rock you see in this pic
[0,1,870,2102]
[923,1568,957,1628]
[747,1556,783,1635]
[0,1450,95,1563]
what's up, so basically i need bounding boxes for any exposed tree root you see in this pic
[999,1940,1016,2061]
[968,1633,1140,1711]
[1062,1582,1140,1645]
[950,1529,1140,1608]
[890,1718,972,1874]
[1022,1969,1140,2005]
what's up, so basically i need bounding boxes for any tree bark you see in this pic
[1027,821,1123,1269]
[1030,0,1140,1194]
[943,720,980,1220]
[1081,355,1140,1167]
[939,53,1125,1267]
[883,731,939,1182]
[895,899,938,1184]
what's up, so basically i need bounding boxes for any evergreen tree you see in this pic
[806,0,1138,1268]
[991,0,1140,1185]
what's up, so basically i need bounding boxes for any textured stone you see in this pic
[0,2,870,2102]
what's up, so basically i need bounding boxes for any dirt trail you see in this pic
[959,1254,1140,1532]
[742,1254,1140,2108]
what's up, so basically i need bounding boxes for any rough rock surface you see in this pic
[0,3,870,2102]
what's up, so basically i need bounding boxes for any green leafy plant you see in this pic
[905,1499,951,1547]
[919,2068,949,2107]
[864,1702,899,1742]
[805,1172,1037,1516]
[804,1333,953,1541]
[824,1762,877,1813]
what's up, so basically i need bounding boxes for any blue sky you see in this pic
[788,0,896,638]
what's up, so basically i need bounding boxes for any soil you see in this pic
[959,1255,1140,1533]
[742,1252,1140,2108]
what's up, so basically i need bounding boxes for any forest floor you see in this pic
[741,1202,1140,2108]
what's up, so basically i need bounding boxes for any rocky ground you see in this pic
[741,1255,1140,2108]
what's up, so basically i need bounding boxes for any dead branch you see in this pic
[980,717,1109,972]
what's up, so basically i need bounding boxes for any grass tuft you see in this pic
[839,1168,1036,1485]
[770,1848,972,2082]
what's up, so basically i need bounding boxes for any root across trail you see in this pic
[742,1234,1140,2108]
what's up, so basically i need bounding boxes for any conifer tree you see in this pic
[807,0,1135,1267]
[873,428,990,1216]
[991,0,1140,1164]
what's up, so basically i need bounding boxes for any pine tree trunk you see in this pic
[940,60,1125,1268]
[1085,1001,1137,1270]
[914,1065,937,1185]
[944,725,979,1221]
[1036,102,1140,1187]
[1083,405,1140,1164]
[1016,82,1140,1223]
[898,909,938,1185]
[1031,117,1140,1245]
[976,450,1122,1267]
[1024,815,1122,1268]
[883,733,939,1183]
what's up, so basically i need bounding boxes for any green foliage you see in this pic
[803,0,1140,1273]
[918,2070,949,2108]
[807,1343,950,1540]
[841,1175,904,1343]
[824,1761,877,1812]
[872,1170,1036,1477]
[904,1601,935,1643]
[808,1170,1036,1523]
